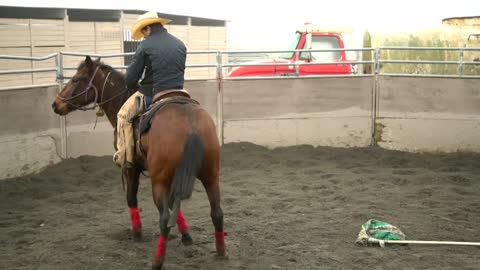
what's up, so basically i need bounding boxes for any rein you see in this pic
[56,65,128,112]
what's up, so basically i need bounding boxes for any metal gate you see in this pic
[123,31,141,66]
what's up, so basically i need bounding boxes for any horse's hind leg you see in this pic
[124,167,142,238]
[152,183,171,270]
[165,194,193,245]
[201,176,227,256]
[177,208,193,245]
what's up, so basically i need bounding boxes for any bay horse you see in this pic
[51,56,226,269]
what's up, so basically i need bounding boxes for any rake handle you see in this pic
[368,238,480,247]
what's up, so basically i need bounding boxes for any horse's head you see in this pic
[52,56,104,115]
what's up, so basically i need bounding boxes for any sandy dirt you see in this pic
[1,142,479,270]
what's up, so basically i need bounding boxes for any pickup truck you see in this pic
[227,25,355,77]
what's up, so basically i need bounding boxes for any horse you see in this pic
[51,56,226,269]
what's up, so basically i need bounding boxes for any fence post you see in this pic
[295,50,300,76]
[56,53,68,159]
[215,51,224,145]
[459,47,464,76]
[371,48,381,145]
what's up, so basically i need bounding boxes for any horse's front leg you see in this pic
[124,167,142,238]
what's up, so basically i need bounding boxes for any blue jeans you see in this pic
[144,95,153,109]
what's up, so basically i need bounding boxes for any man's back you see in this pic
[127,26,187,96]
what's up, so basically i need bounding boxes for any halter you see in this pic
[56,65,128,111]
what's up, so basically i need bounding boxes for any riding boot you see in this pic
[113,150,124,168]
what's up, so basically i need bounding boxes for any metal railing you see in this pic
[0,53,58,75]
[222,48,376,79]
[377,47,480,77]
[1,47,480,85]
[1,47,480,158]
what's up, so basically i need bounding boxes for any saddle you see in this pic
[131,89,199,171]
[138,89,200,135]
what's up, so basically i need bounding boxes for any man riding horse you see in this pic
[52,11,227,269]
[114,11,187,168]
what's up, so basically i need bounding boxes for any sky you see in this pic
[221,0,480,49]
[1,0,479,49]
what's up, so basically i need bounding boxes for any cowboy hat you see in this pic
[131,11,172,40]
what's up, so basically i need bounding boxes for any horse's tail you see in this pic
[173,133,204,200]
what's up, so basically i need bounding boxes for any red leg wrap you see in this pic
[129,207,142,234]
[176,209,189,235]
[215,231,227,254]
[155,235,168,258]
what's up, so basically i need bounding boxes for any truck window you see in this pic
[300,36,342,61]
[279,32,302,60]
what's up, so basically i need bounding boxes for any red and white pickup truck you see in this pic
[227,24,355,77]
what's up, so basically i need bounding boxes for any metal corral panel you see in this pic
[185,80,218,121]
[64,80,218,157]
[223,77,374,148]
[0,85,62,179]
[223,77,373,119]
[0,47,32,87]
[377,76,480,152]
[32,46,60,84]
[0,85,60,136]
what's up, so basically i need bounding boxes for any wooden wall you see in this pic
[64,21,122,78]
[0,13,227,87]
[0,18,61,87]
[0,18,123,86]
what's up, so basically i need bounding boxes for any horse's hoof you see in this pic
[131,226,142,241]
[216,250,227,257]
[181,233,193,246]
[152,257,165,270]
[216,246,227,257]
[215,250,229,260]
[132,231,142,242]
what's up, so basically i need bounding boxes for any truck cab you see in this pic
[227,25,354,77]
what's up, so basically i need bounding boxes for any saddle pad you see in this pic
[139,96,200,134]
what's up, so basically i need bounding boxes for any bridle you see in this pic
[56,65,128,111]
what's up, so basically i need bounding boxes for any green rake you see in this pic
[355,219,480,247]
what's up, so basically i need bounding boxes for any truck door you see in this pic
[298,34,351,75]
[274,32,302,76]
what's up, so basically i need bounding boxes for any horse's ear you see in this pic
[85,56,93,69]
[95,57,101,63]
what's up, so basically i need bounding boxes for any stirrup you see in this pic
[113,152,122,168]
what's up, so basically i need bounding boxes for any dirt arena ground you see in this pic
[1,142,479,270]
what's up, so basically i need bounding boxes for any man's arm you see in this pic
[126,43,146,91]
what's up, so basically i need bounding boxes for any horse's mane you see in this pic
[77,60,126,85]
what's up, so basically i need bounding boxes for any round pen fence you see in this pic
[1,47,480,179]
